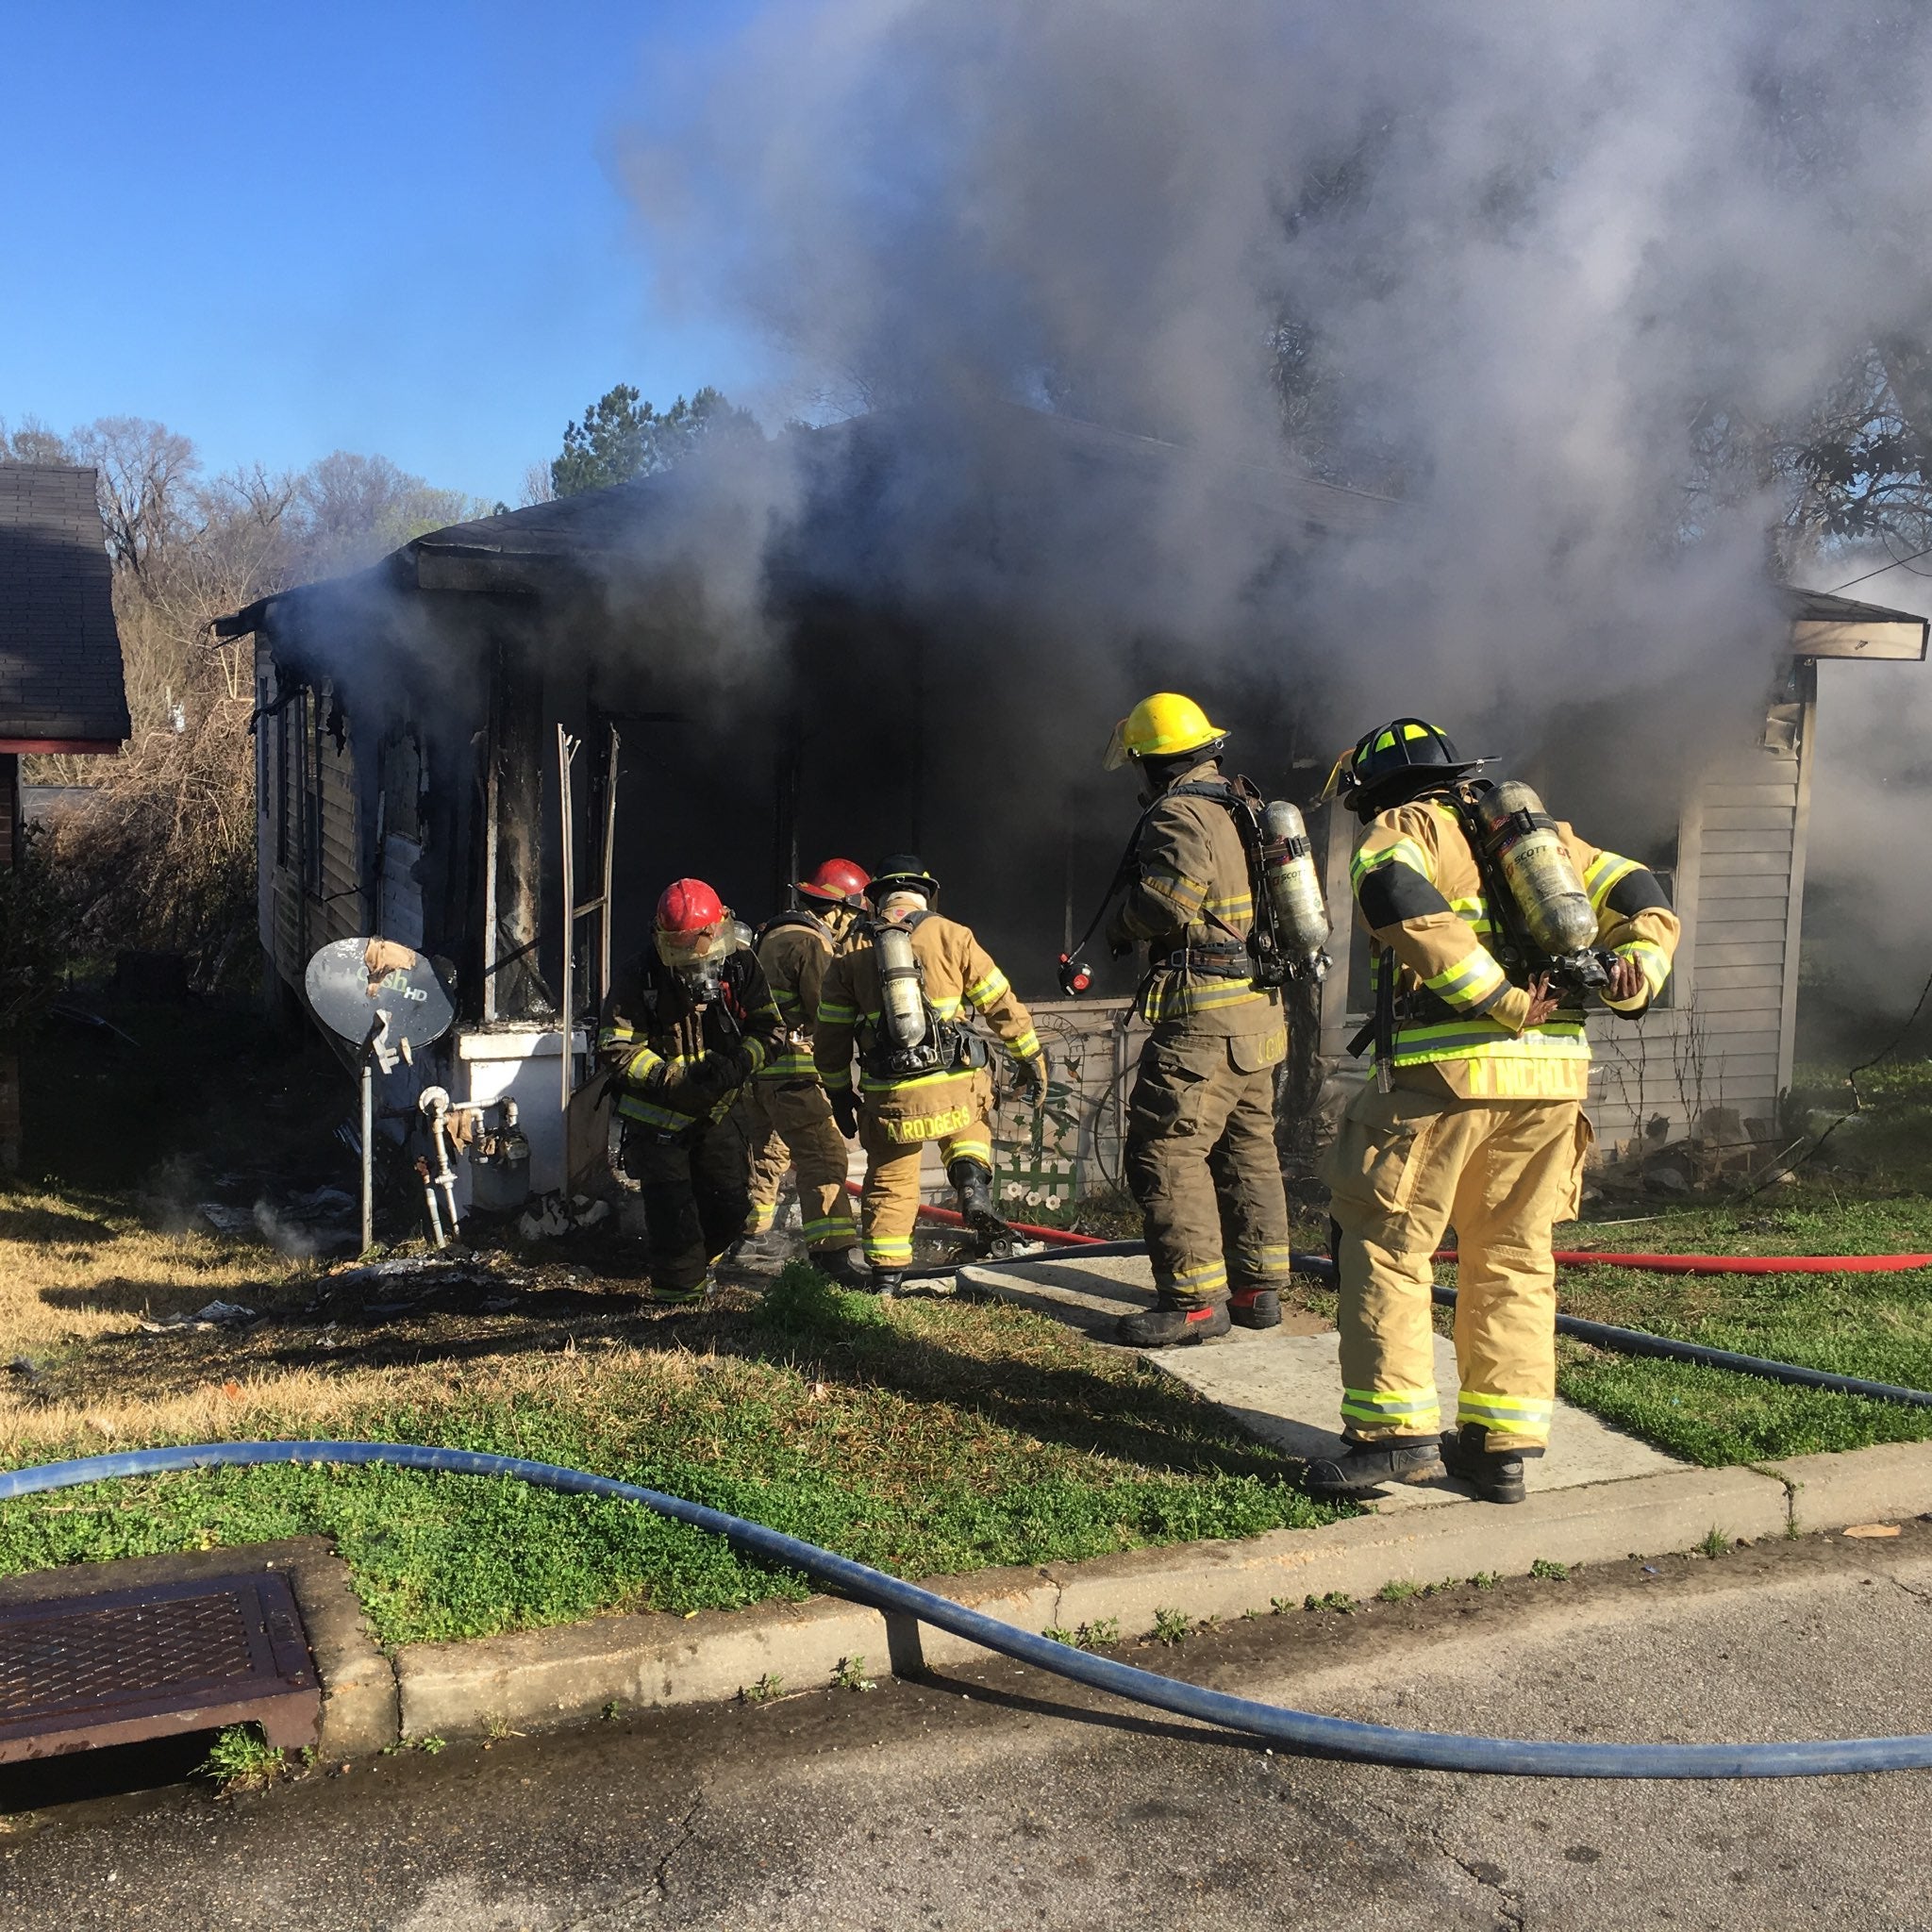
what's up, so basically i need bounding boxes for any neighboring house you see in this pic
[0,464,133,1167]
[214,411,1922,1201]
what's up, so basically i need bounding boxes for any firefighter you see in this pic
[741,857,871,1282]
[597,878,786,1305]
[1101,693,1296,1347]
[1305,720,1679,1504]
[814,855,1048,1294]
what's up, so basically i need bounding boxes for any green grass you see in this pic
[1549,1185,1932,1465]
[0,1265,1341,1646]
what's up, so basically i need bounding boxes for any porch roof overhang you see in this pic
[1785,588,1928,661]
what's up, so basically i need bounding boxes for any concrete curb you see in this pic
[381,1440,1932,1744]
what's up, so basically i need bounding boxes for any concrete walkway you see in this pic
[957,1251,1688,1509]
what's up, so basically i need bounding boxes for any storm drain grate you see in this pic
[0,1572,321,1761]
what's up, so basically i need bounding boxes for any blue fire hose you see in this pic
[4,1440,1930,1779]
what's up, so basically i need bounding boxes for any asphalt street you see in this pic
[5,1522,1932,1931]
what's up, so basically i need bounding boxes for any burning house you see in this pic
[214,408,1925,1210]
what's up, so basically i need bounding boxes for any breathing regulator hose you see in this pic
[5,1440,1932,1778]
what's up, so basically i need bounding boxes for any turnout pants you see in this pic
[1124,1029,1294,1307]
[858,1075,993,1273]
[1322,1071,1592,1453]
[742,1077,858,1253]
[620,1112,752,1297]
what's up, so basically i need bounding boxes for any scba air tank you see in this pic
[872,922,929,1054]
[1259,801,1332,979]
[1471,779,1598,961]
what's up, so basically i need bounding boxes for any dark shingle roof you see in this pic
[0,465,132,743]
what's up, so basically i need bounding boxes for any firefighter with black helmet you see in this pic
[814,855,1047,1294]
[1100,693,1297,1347]
[1304,720,1679,1504]
[597,878,786,1305]
[741,858,871,1282]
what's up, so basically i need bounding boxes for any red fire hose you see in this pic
[1537,1249,1932,1275]
[844,1181,1106,1247]
[847,1188,1932,1273]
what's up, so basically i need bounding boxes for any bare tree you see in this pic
[66,416,200,594]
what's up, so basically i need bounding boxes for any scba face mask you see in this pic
[655,924,731,1004]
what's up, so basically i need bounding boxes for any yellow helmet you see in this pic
[1102,691,1228,772]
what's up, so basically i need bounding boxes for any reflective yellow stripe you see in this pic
[1165,1258,1229,1291]
[1619,940,1671,996]
[818,1000,858,1024]
[864,1236,914,1264]
[946,1137,992,1166]
[1141,976,1270,1024]
[617,1095,694,1130]
[1424,951,1507,1008]
[758,1050,818,1080]
[1008,1029,1041,1060]
[802,1214,855,1242]
[963,969,1008,1008]
[1341,1386,1441,1428]
[748,1202,777,1234]
[1390,1019,1590,1064]
[860,1066,974,1094]
[1583,850,1640,912]
[1352,837,1433,888]
[1457,1390,1554,1428]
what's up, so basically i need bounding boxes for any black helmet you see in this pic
[871,853,941,904]
[1330,719,1482,819]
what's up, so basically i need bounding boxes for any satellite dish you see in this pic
[305,938,456,1056]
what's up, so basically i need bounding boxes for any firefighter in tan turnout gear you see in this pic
[1101,694,1301,1349]
[815,856,1047,1295]
[1306,720,1680,1505]
[741,858,871,1285]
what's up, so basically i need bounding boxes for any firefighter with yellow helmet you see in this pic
[1100,693,1298,1347]
[741,858,872,1283]
[1305,720,1679,1504]
[814,856,1048,1294]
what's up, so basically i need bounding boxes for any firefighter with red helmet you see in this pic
[597,878,786,1304]
[741,858,871,1281]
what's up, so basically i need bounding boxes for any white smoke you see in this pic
[603,1,1932,991]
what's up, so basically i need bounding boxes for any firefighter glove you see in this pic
[1016,1051,1049,1103]
[829,1085,860,1140]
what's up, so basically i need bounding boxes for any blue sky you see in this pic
[3,1,762,504]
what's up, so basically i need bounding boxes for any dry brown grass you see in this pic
[0,1186,303,1357]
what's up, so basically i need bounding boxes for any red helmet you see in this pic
[798,858,871,908]
[655,877,724,935]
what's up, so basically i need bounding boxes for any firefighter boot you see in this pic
[1227,1286,1282,1330]
[948,1158,1010,1254]
[1116,1301,1232,1348]
[1441,1423,1528,1505]
[815,1248,870,1291]
[867,1268,906,1298]
[1302,1438,1444,1499]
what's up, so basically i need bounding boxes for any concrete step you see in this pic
[957,1250,1690,1512]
